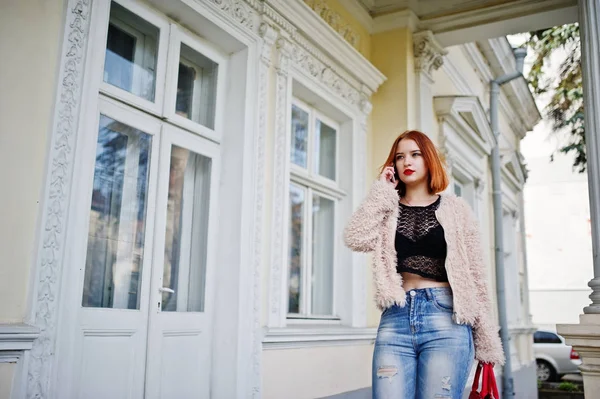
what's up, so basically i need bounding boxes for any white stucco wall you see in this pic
[0,0,66,321]
[262,344,372,398]
[522,121,593,328]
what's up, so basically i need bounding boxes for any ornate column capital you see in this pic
[275,34,294,75]
[413,30,448,80]
[259,22,279,65]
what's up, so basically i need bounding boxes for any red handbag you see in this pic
[469,362,500,399]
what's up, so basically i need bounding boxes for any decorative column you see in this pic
[268,32,294,328]
[413,31,447,135]
[557,1,600,397]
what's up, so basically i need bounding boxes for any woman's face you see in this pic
[394,138,429,188]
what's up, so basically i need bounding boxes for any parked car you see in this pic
[533,330,582,382]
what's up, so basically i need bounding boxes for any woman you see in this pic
[344,130,504,398]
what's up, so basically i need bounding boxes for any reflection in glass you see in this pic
[311,195,335,316]
[291,105,309,168]
[314,119,337,180]
[288,184,305,314]
[82,115,151,309]
[161,146,212,312]
[175,44,219,129]
[104,2,159,101]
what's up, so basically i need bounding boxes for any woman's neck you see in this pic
[403,184,436,204]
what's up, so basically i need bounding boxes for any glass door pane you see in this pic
[161,146,212,312]
[311,195,334,316]
[288,184,305,314]
[291,105,309,168]
[82,115,152,310]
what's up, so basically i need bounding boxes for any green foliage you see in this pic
[525,23,586,173]
[557,381,581,392]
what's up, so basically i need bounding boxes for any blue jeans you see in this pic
[372,288,474,399]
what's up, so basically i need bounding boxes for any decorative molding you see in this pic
[27,0,93,397]
[302,0,360,50]
[434,95,495,157]
[413,30,448,80]
[207,0,256,29]
[248,22,278,398]
[0,324,39,352]
[263,327,376,349]
[461,40,539,140]
[264,0,386,94]
[341,0,373,34]
[268,34,292,327]
[290,42,361,107]
[481,38,540,133]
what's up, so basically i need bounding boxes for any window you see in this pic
[533,331,563,344]
[82,115,152,309]
[82,0,226,310]
[288,99,342,319]
[453,181,463,198]
[104,3,159,102]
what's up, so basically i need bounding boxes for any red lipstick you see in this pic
[403,169,415,176]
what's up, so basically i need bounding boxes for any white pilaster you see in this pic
[413,31,447,134]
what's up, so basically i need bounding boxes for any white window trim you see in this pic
[267,56,370,339]
[287,184,340,320]
[99,0,170,117]
[288,97,345,320]
[163,24,229,142]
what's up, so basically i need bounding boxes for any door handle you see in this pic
[159,287,175,294]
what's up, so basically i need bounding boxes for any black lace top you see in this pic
[395,196,448,282]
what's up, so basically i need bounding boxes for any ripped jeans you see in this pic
[372,288,474,399]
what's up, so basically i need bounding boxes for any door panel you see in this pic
[145,125,220,399]
[74,99,162,399]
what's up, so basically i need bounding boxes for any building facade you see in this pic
[5,0,600,398]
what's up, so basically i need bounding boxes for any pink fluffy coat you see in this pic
[343,180,505,366]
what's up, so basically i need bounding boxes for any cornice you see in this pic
[341,0,373,34]
[302,0,361,49]
[372,9,420,34]
[461,38,539,138]
[264,0,386,94]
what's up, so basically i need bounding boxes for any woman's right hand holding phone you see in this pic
[379,166,396,186]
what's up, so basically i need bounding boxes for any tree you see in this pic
[526,24,585,172]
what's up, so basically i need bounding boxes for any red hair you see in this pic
[380,130,449,195]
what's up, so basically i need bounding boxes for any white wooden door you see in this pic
[74,99,161,399]
[144,124,220,399]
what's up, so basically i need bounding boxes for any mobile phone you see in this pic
[393,166,399,182]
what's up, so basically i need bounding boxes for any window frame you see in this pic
[163,24,229,143]
[99,0,170,117]
[290,98,341,189]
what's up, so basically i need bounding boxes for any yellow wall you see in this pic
[370,28,414,172]
[262,344,372,398]
[0,0,66,321]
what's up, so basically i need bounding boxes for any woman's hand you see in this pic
[379,166,396,186]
